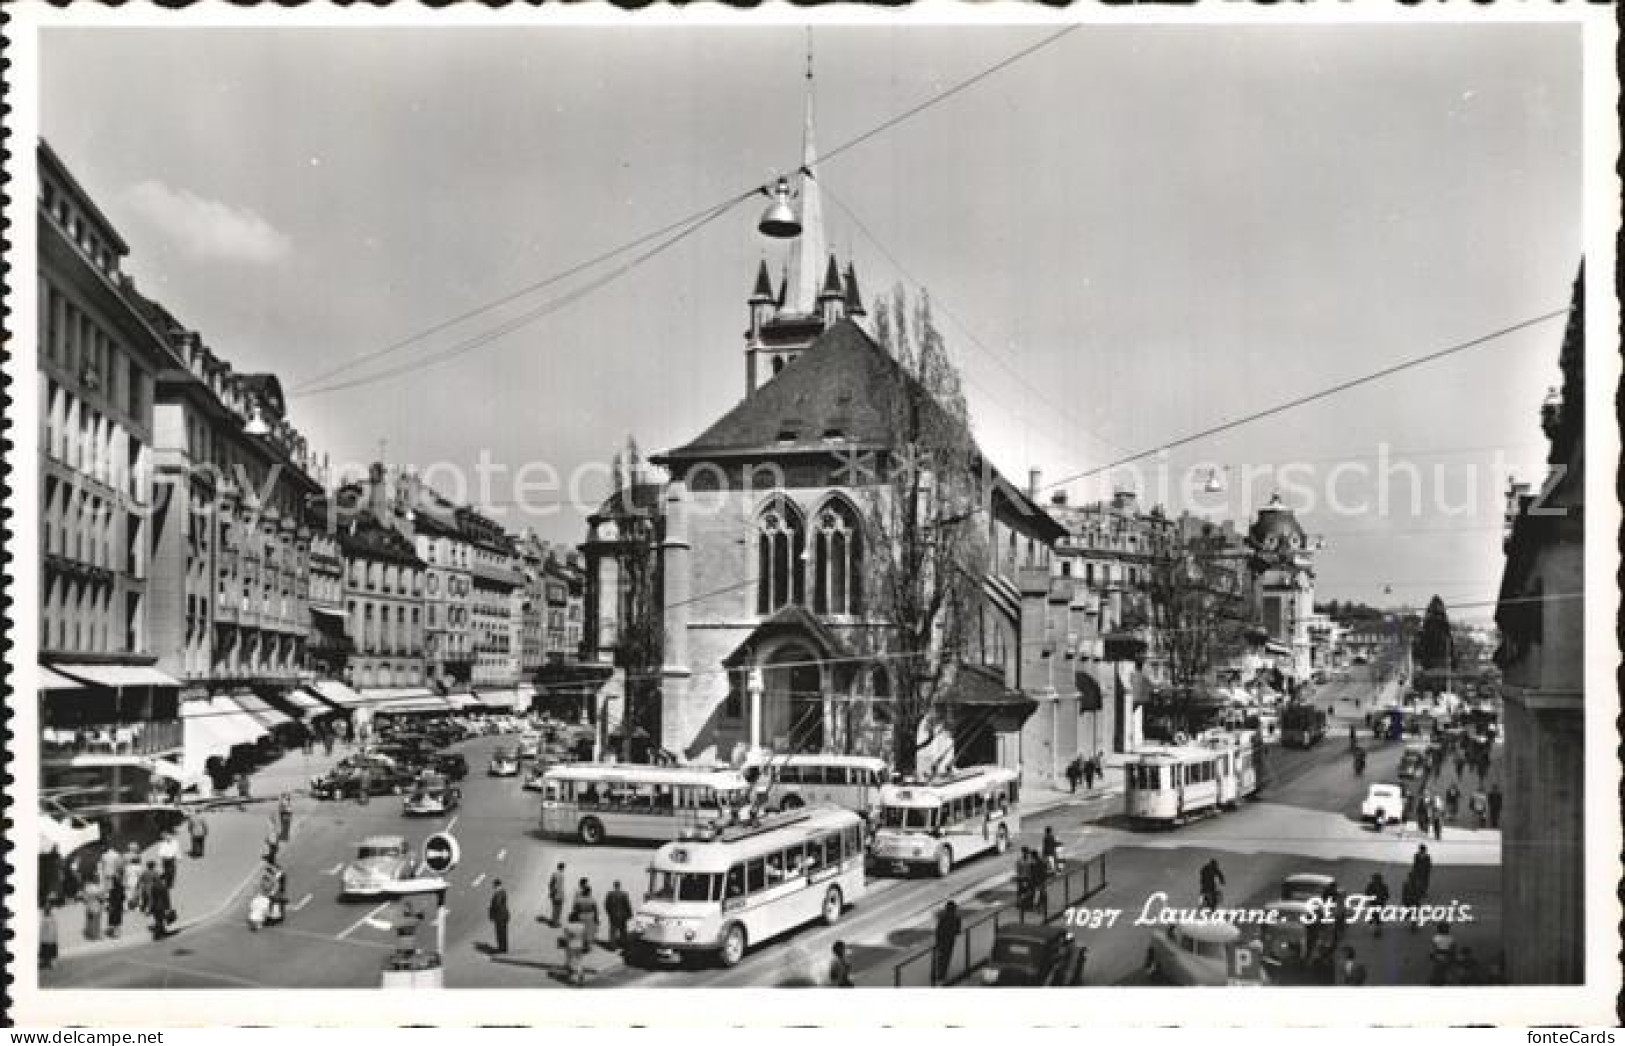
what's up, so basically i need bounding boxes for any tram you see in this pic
[1123,731,1261,825]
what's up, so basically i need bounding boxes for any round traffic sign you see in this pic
[422,832,460,875]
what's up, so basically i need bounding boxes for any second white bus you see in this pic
[741,753,888,818]
[627,805,868,968]
[538,764,751,845]
[871,765,1021,877]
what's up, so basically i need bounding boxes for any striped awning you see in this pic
[37,665,89,691]
[982,573,1021,624]
[54,663,182,688]
[228,692,293,729]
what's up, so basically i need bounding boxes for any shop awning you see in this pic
[310,605,348,621]
[474,689,522,711]
[54,663,181,688]
[229,692,293,729]
[195,696,271,746]
[282,688,327,713]
[38,665,90,691]
[311,679,366,709]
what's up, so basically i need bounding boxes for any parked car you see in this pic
[1258,900,1326,984]
[402,774,462,817]
[488,748,520,777]
[1361,783,1406,826]
[1146,918,1266,986]
[311,765,413,800]
[431,752,468,782]
[340,835,416,898]
[978,923,1085,986]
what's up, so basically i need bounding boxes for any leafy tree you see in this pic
[1412,594,1453,673]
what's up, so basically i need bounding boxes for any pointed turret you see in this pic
[843,262,866,319]
[818,253,845,325]
[750,259,776,304]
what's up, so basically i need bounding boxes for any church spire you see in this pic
[782,33,827,317]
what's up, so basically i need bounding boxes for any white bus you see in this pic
[741,753,888,818]
[1124,731,1260,825]
[538,764,751,845]
[628,806,868,968]
[871,765,1020,878]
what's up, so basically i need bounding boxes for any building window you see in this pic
[755,497,805,615]
[812,499,862,616]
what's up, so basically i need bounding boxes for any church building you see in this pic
[582,66,1086,787]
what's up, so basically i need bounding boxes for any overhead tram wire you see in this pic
[287,26,1080,399]
[1039,306,1573,497]
[821,182,1131,465]
[297,195,748,396]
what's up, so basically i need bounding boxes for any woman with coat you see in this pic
[106,873,126,938]
[569,879,600,948]
[82,877,105,942]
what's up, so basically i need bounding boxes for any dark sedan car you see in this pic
[310,765,415,800]
[978,923,1086,986]
[432,752,469,782]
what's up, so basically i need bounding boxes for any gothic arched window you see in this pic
[812,500,863,616]
[756,498,805,614]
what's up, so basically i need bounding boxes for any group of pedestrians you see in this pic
[486,862,635,986]
[1064,752,1106,794]
[1015,828,1064,912]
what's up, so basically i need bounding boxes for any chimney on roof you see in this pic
[1028,468,1041,501]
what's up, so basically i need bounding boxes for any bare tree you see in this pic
[858,286,989,776]
[1135,541,1250,724]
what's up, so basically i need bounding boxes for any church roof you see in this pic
[750,260,776,304]
[818,254,844,299]
[660,318,903,458]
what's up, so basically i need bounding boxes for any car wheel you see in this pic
[719,922,748,967]
[579,817,605,846]
[994,824,1010,855]
[934,846,953,878]
[821,886,844,926]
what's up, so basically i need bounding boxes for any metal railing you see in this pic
[890,852,1108,987]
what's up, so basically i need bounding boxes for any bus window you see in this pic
[650,871,719,903]
[765,850,786,883]
[844,824,862,856]
[745,858,766,894]
[822,834,842,867]
[806,837,830,874]
[778,766,802,785]
[724,864,745,899]
[783,842,807,877]
[651,785,673,813]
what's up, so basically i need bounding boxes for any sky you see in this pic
[37,20,1584,614]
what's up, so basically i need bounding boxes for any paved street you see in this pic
[43,666,1502,990]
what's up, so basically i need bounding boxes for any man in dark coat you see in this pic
[604,880,634,950]
[548,862,567,928]
[933,900,962,983]
[487,878,510,953]
[1487,783,1503,829]
[1411,845,1433,898]
[147,868,172,941]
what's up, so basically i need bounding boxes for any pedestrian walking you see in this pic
[188,810,209,858]
[1364,873,1390,937]
[1348,724,1357,751]
[40,902,60,970]
[1488,783,1503,829]
[1469,790,1488,829]
[148,867,172,940]
[1415,793,1430,835]
[264,818,281,864]
[1411,845,1433,898]
[1454,754,1466,780]
[157,832,180,891]
[569,878,600,948]
[41,844,63,908]
[1400,873,1422,934]
[1445,783,1461,821]
[1041,826,1061,874]
[828,940,855,987]
[933,900,962,983]
[123,846,144,910]
[488,878,510,954]
[357,766,372,805]
[604,880,633,950]
[278,793,294,842]
[98,845,122,894]
[82,877,105,941]
[1065,756,1083,795]
[62,853,83,904]
[323,732,335,757]
[549,862,567,927]
[236,771,252,807]
[1198,858,1225,910]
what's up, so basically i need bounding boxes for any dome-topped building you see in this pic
[1246,494,1319,683]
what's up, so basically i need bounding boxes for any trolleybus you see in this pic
[627,805,868,968]
[537,764,750,845]
[741,753,888,817]
[871,765,1020,877]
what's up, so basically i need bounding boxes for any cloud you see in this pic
[123,179,292,264]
